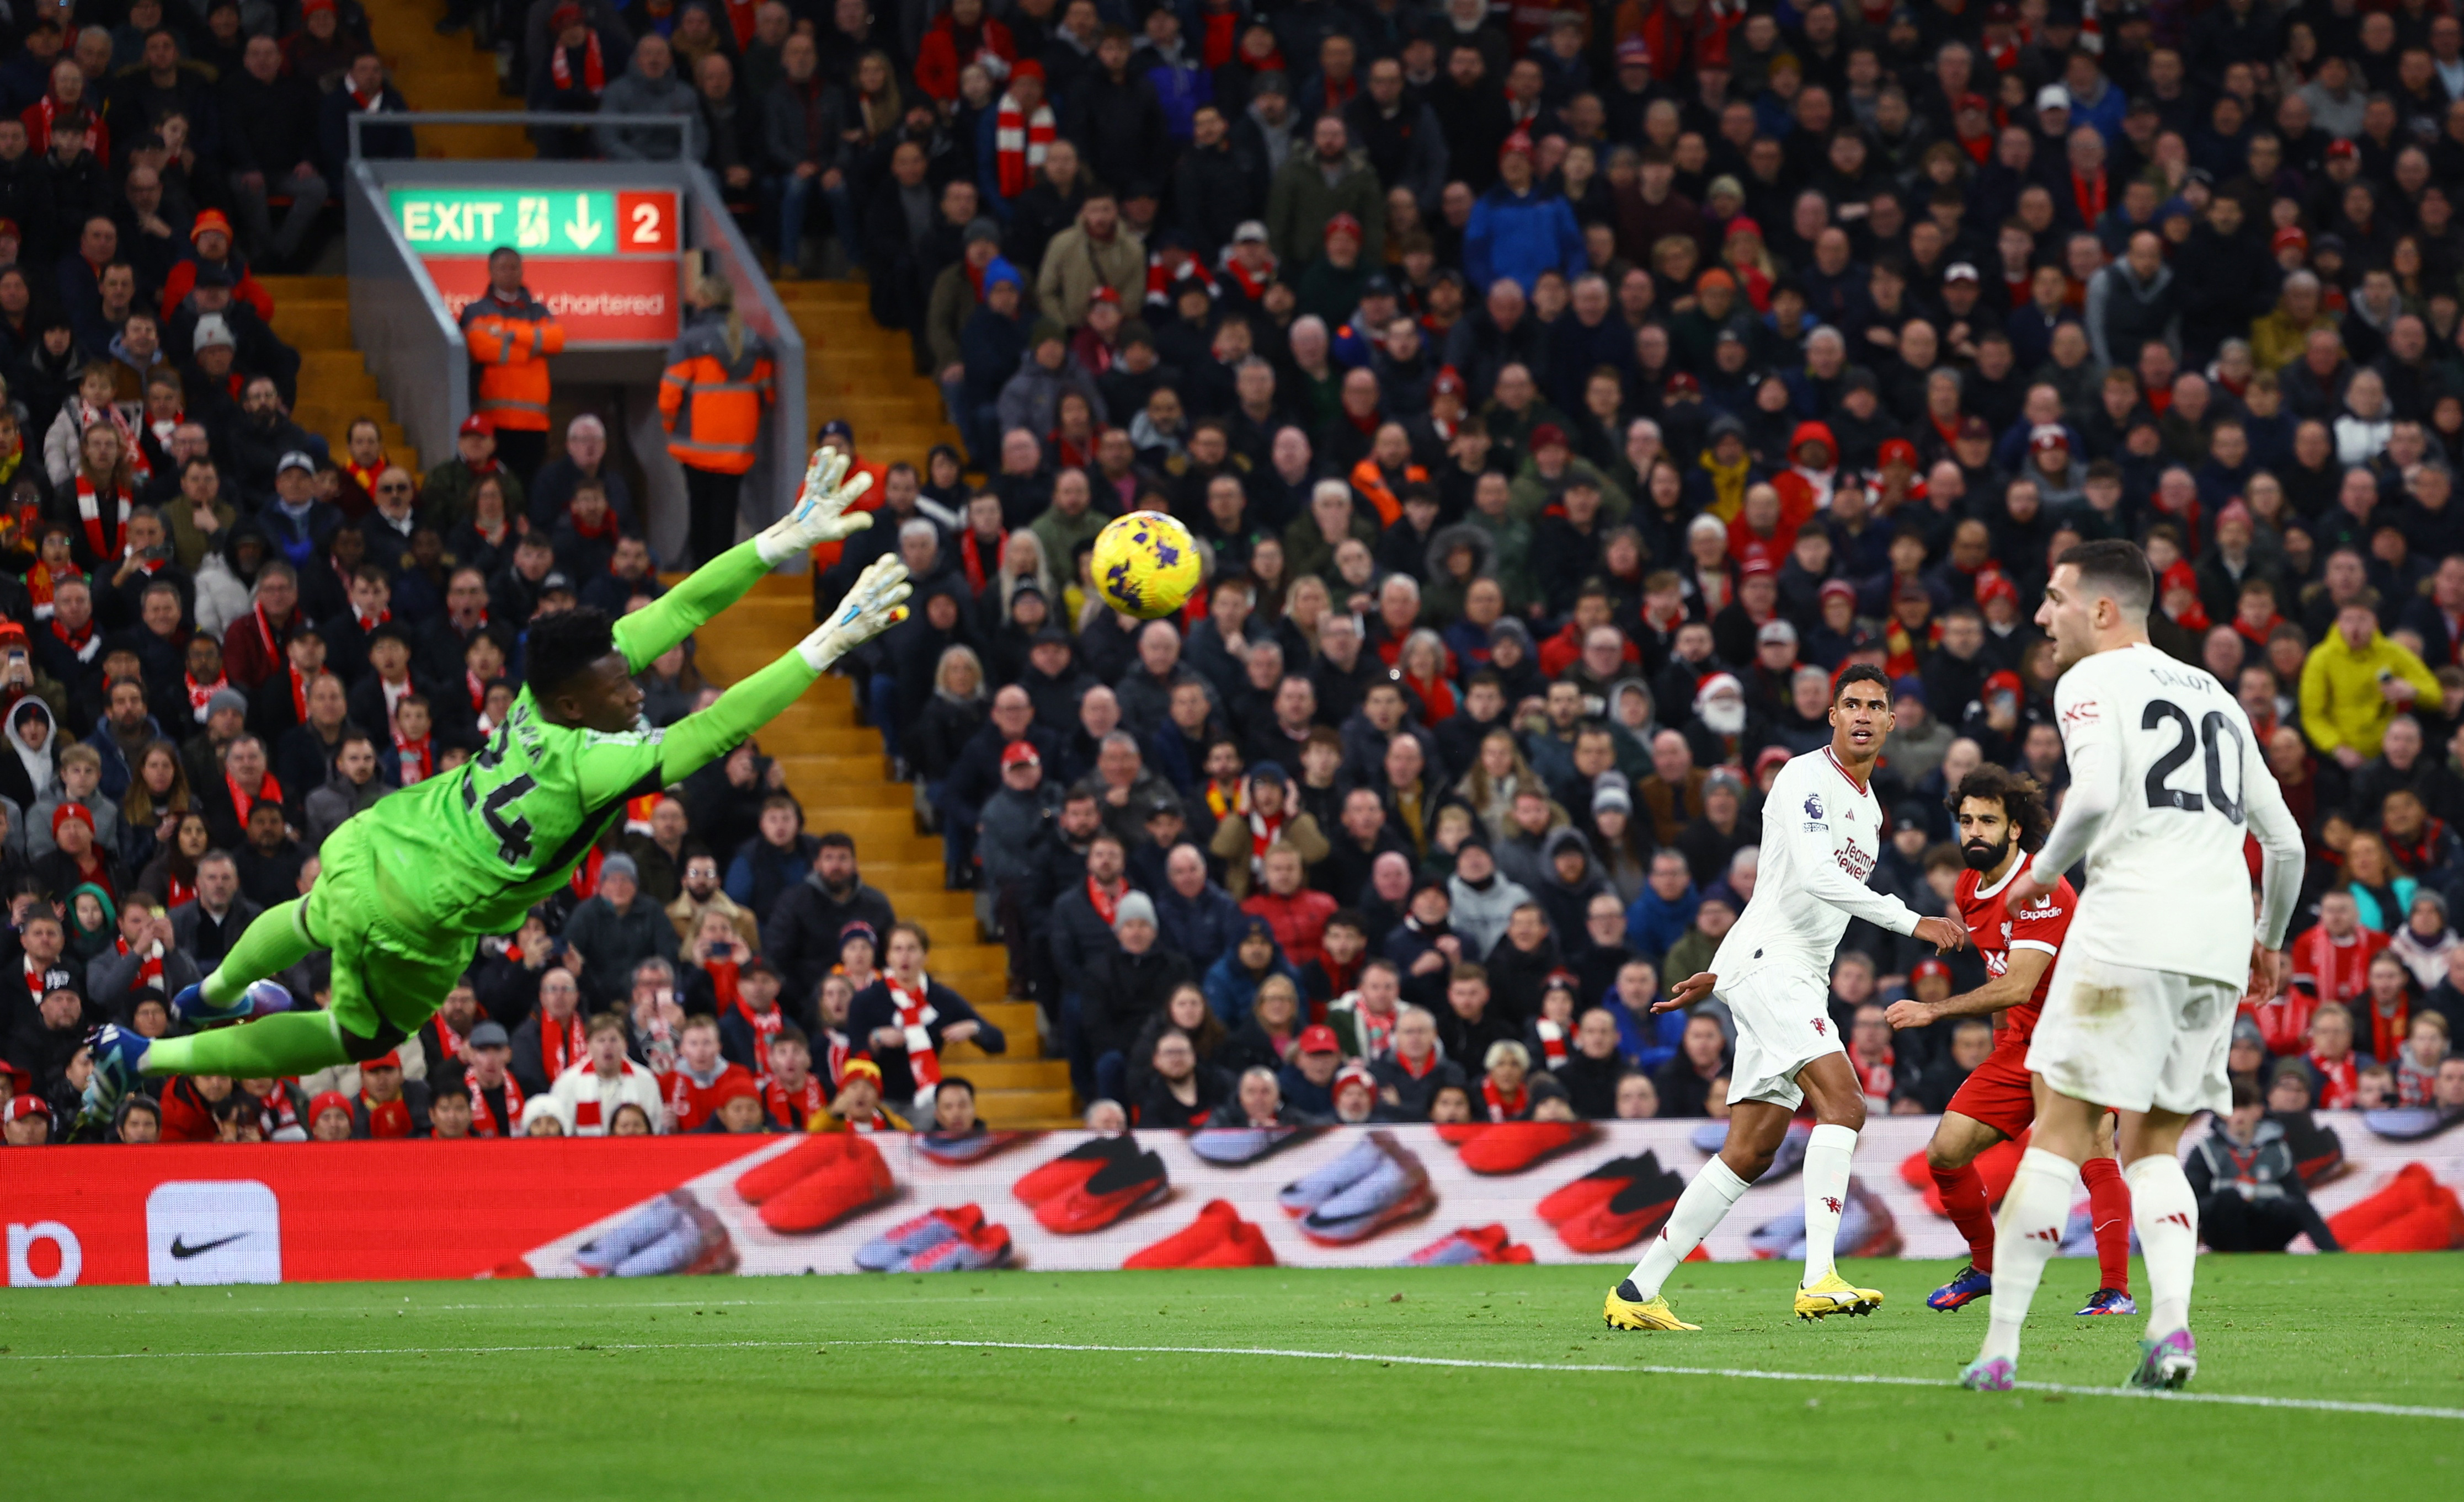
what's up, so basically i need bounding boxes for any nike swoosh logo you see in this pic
[169,1232,248,1259]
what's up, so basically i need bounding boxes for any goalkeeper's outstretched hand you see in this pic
[798,553,911,671]
[757,446,877,565]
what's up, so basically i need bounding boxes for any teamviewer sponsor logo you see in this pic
[146,1182,282,1286]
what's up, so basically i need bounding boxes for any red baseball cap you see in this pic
[1912,956,1952,983]
[1298,1024,1341,1055]
[361,1051,402,1071]
[1000,740,1041,769]
[459,413,493,436]
[2029,424,2068,453]
[4,1094,51,1124]
[1530,423,1569,452]
[1322,212,1363,243]
[1975,568,2019,606]
[2271,226,2308,252]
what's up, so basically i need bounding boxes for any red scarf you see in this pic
[282,665,307,722]
[1394,1047,1435,1079]
[185,671,227,721]
[1853,1046,1896,1098]
[166,870,195,907]
[820,1027,852,1091]
[2071,169,2108,228]
[994,87,1055,198]
[1220,254,1276,302]
[74,474,130,560]
[1086,874,1125,925]
[1534,1018,1571,1068]
[348,81,383,111]
[2308,1049,2358,1109]
[250,1086,302,1139]
[429,1013,469,1066]
[1353,999,1396,1062]
[344,455,387,498]
[2365,993,2410,1068]
[1247,808,1283,879]
[393,728,434,784]
[722,0,757,45]
[113,934,166,993]
[705,956,743,1011]
[225,769,281,824]
[50,612,96,659]
[1481,1076,1528,1121]
[467,1070,524,1137]
[760,1071,828,1130]
[251,601,288,664]
[884,971,943,1092]
[23,953,50,1005]
[961,527,1002,593]
[734,995,782,1049]
[550,32,607,93]
[467,669,489,714]
[539,1011,587,1083]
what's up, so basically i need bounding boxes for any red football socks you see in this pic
[1930,1160,1996,1273]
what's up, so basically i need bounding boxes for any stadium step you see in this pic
[258,275,420,475]
[689,574,1078,1128]
[379,1,534,161]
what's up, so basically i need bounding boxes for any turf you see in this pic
[6,1255,2461,1499]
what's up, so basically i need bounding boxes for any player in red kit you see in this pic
[1886,765,2137,1317]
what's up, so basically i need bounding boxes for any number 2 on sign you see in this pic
[616,191,675,252]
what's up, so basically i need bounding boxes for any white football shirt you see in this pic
[1710,746,1920,986]
[2027,641,2303,986]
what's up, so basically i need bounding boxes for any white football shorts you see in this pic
[2026,945,2239,1117]
[1718,966,1846,1110]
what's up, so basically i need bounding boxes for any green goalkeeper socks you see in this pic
[146,1010,352,1078]
[200,900,322,1008]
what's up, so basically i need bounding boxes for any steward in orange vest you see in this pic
[660,279,778,565]
[457,249,566,476]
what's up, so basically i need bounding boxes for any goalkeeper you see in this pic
[81,452,908,1116]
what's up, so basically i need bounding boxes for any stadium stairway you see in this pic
[259,275,419,472]
[380,3,534,161]
[775,281,967,468]
[686,580,1076,1127]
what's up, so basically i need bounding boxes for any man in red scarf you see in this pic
[349,1051,429,1137]
[461,1019,524,1137]
[758,1024,830,1131]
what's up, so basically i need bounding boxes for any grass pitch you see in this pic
[6,1255,2460,1499]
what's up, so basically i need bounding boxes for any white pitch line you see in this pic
[8,1334,2461,1420]
[856,1339,2464,1420]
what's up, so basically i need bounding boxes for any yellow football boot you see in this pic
[1603,1281,1700,1331]
[1794,1268,1885,1320]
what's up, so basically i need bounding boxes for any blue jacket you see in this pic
[1462,184,1582,294]
[84,716,163,801]
[1613,999,1687,1074]
[1202,943,1302,1029]
[1624,882,1700,961]
[1154,878,1249,976]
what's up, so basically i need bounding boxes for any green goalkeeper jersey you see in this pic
[342,538,816,937]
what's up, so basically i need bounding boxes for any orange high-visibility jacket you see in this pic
[458,287,567,432]
[657,313,776,476]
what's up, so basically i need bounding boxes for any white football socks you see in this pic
[2126,1153,2200,1338]
[1625,1157,1750,1300]
[1978,1146,2077,1365]
[1800,1123,1858,1284]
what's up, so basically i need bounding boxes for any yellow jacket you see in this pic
[2298,627,2442,760]
[2249,309,2338,373]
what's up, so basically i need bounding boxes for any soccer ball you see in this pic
[1091,510,1201,620]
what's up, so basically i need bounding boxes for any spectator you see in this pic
[761,831,897,1006]
[550,1013,666,1135]
[2188,1078,2342,1252]
[1082,889,1190,1103]
[598,34,698,162]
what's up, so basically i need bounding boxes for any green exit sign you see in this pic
[388,189,679,256]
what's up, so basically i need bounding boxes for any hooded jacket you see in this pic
[1534,826,1612,945]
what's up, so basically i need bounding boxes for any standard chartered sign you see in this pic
[388,189,677,256]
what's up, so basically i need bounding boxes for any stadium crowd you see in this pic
[13,0,2464,1154]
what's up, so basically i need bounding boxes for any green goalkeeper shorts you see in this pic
[305,817,482,1043]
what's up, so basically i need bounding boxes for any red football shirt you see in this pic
[1954,862,2078,1049]
[664,1062,757,1133]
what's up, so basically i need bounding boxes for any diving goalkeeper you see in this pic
[79,451,908,1118]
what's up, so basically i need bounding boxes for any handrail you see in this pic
[348,109,700,161]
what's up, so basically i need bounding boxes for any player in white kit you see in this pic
[1604,665,1968,1331]
[1959,541,2303,1393]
